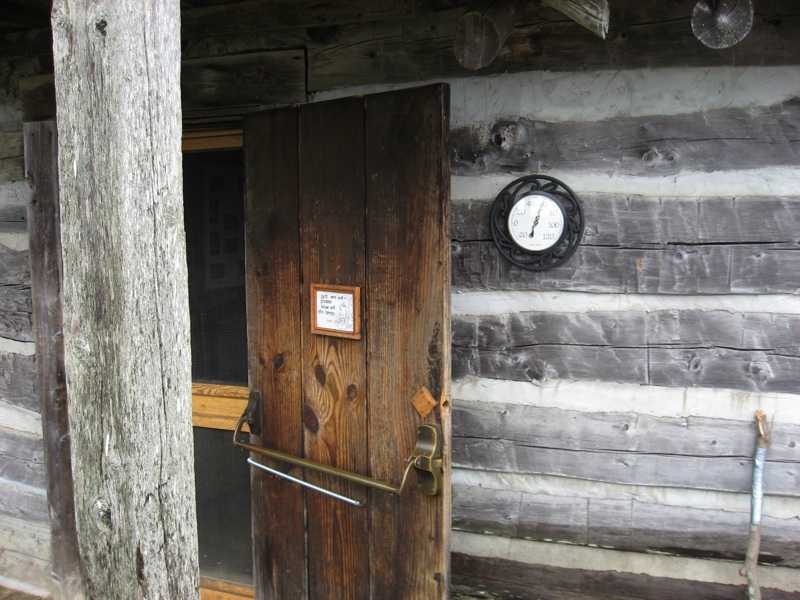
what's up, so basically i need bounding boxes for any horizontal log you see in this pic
[18,74,55,123]
[0,154,23,182]
[0,514,52,594]
[454,436,798,495]
[0,426,46,489]
[0,478,48,523]
[182,0,415,39]
[451,101,800,177]
[0,245,30,286]
[0,132,23,161]
[454,343,649,385]
[452,241,800,294]
[0,283,32,343]
[0,353,38,412]
[0,181,30,219]
[650,348,800,394]
[451,553,799,600]
[452,194,800,247]
[182,49,307,114]
[309,1,800,91]
[20,48,309,121]
[452,311,800,393]
[452,485,800,566]
[452,401,800,463]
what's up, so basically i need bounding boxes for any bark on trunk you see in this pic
[50,1,199,598]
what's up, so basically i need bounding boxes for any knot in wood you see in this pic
[93,497,113,531]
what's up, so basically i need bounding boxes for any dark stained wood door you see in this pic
[243,84,451,599]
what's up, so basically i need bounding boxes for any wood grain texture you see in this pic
[543,0,609,39]
[365,84,451,600]
[182,49,307,114]
[0,246,29,286]
[182,0,415,39]
[451,553,800,600]
[191,383,249,431]
[452,311,800,393]
[0,478,48,524]
[51,1,198,597]
[23,120,83,597]
[0,427,45,489]
[452,241,800,295]
[0,514,52,596]
[451,101,800,177]
[452,194,800,246]
[244,107,306,600]
[453,0,527,70]
[452,485,800,566]
[0,353,37,412]
[298,96,369,600]
[451,401,800,496]
[0,284,31,343]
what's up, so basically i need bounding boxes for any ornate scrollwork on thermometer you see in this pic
[490,174,584,271]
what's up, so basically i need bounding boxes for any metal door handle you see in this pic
[233,391,442,505]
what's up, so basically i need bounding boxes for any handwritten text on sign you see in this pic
[311,284,361,339]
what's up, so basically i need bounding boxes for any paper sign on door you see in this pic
[310,283,361,340]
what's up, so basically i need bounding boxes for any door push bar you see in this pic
[233,391,443,506]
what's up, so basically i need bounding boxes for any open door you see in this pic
[241,84,451,599]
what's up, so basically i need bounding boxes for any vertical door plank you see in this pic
[365,84,452,598]
[24,120,85,597]
[298,98,370,599]
[244,108,307,600]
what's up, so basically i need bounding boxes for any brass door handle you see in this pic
[233,391,442,506]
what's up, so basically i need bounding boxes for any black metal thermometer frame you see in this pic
[490,174,585,271]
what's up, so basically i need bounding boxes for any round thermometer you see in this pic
[506,191,567,252]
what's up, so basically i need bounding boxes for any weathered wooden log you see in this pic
[451,102,800,177]
[543,0,609,39]
[452,484,800,566]
[24,120,84,599]
[0,353,37,412]
[454,0,527,70]
[452,553,800,600]
[453,195,800,247]
[692,0,754,49]
[182,0,414,39]
[452,241,800,295]
[0,283,32,343]
[51,0,198,597]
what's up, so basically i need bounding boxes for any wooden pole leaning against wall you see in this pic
[50,1,199,598]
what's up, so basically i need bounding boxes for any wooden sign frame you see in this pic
[310,283,362,340]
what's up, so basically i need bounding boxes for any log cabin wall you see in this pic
[1,0,799,596]
[0,49,52,595]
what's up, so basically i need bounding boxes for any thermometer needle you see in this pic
[530,205,543,237]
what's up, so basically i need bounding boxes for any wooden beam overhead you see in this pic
[454,0,528,70]
[543,0,609,39]
[182,0,415,39]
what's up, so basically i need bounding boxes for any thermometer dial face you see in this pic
[506,192,567,252]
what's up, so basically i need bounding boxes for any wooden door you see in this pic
[243,84,451,599]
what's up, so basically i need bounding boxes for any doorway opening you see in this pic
[183,130,254,598]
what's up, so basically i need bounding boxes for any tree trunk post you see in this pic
[50,1,199,598]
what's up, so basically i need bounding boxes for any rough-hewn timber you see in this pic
[451,102,800,177]
[453,485,800,566]
[451,402,799,495]
[51,0,199,597]
[452,311,800,394]
[25,120,84,598]
[451,553,800,600]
